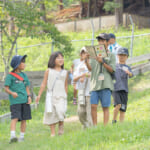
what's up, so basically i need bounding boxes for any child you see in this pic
[108,33,121,62]
[36,51,68,137]
[5,55,32,143]
[85,33,116,126]
[112,47,133,123]
[73,48,93,128]
[71,47,89,105]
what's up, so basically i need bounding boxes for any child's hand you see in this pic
[86,73,91,78]
[125,70,132,77]
[35,95,40,104]
[80,77,85,83]
[96,56,103,63]
[12,92,18,98]
[27,97,32,104]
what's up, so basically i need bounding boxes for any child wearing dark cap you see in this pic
[112,47,133,124]
[108,33,121,62]
[5,55,32,143]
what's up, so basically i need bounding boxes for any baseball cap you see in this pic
[109,33,116,39]
[96,33,110,40]
[11,55,27,71]
[117,47,129,56]
[80,47,87,53]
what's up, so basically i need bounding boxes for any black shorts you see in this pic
[10,103,32,121]
[112,90,128,112]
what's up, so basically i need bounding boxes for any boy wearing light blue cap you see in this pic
[5,55,32,143]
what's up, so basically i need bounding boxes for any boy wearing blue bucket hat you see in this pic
[112,47,133,124]
[4,55,32,143]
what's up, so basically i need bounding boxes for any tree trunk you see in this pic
[40,3,47,22]
[59,0,63,10]
[81,0,105,17]
[115,0,123,30]
[80,1,88,18]
[9,17,15,36]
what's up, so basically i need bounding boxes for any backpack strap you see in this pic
[9,72,24,81]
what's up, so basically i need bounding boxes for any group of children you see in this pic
[4,33,133,143]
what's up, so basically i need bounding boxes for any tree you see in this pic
[59,0,63,10]
[0,0,73,79]
[81,0,106,17]
[115,0,123,30]
[103,0,123,30]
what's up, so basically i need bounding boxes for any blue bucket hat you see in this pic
[117,47,129,56]
[10,55,27,71]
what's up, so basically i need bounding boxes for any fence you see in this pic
[1,32,150,75]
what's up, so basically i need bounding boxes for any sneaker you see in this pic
[112,120,117,124]
[73,98,77,105]
[9,137,18,144]
[18,137,24,142]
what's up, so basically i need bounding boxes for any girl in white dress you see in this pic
[36,51,68,137]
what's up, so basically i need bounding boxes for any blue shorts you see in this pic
[90,89,111,107]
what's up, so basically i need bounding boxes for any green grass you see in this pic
[0,27,150,72]
[0,72,150,150]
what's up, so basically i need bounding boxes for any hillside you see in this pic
[0,72,150,150]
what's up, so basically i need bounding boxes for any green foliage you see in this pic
[63,0,79,8]
[103,0,121,13]
[0,0,73,74]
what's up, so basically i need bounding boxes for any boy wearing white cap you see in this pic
[73,47,93,128]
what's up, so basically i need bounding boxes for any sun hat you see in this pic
[10,55,27,71]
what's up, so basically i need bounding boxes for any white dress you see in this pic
[43,68,67,125]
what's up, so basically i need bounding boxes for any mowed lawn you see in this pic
[0,72,150,150]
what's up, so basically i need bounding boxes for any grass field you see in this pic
[0,71,150,150]
[0,28,150,72]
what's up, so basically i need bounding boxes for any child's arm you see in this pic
[26,86,32,104]
[70,64,74,74]
[5,86,18,98]
[125,70,133,77]
[85,58,92,71]
[35,69,49,104]
[65,72,69,94]
[96,56,114,73]
[73,73,86,82]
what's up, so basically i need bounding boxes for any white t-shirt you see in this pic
[73,59,82,71]
[73,61,90,96]
[108,42,121,62]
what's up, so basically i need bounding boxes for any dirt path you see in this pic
[64,112,103,123]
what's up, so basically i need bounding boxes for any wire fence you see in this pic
[0,32,150,72]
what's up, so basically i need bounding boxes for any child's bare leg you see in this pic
[10,118,18,131]
[20,120,26,132]
[10,118,18,139]
[58,121,64,135]
[120,111,125,122]
[73,84,77,104]
[113,104,121,121]
[18,120,26,141]
[9,118,18,143]
[91,104,97,126]
[50,124,56,137]
[73,84,77,98]
[103,107,109,126]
